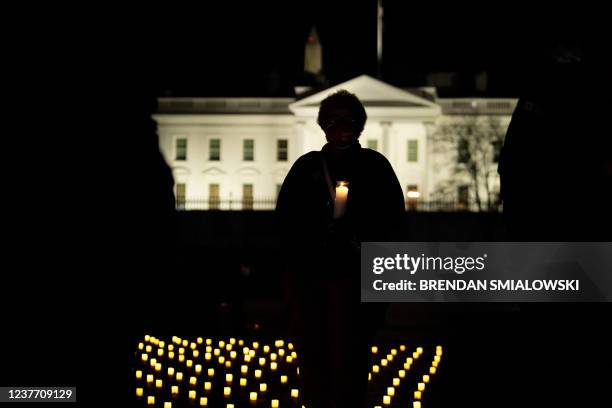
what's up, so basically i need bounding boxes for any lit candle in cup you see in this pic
[260,383,267,392]
[136,388,143,397]
[255,369,262,379]
[250,392,258,401]
[147,396,155,405]
[418,382,425,391]
[199,397,208,406]
[164,402,172,408]
[146,374,154,384]
[226,373,233,383]
[280,375,288,384]
[176,372,183,382]
[195,364,202,374]
[271,399,279,408]
[290,389,299,399]
[387,387,395,396]
[413,401,421,408]
[423,374,430,383]
[208,368,215,377]
[171,385,178,395]
[190,376,197,386]
[383,395,391,405]
[430,366,437,374]
[156,379,163,389]
[392,378,400,386]
[334,181,349,219]
[136,370,143,379]
[223,387,231,397]
[240,378,247,387]
[414,390,422,400]
[189,390,196,400]
[204,382,212,391]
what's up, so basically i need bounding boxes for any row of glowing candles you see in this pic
[136,336,303,407]
[369,344,443,408]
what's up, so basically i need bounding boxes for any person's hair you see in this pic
[317,90,367,135]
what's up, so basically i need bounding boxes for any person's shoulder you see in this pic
[361,148,391,165]
[294,151,321,165]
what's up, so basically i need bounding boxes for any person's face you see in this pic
[323,106,360,148]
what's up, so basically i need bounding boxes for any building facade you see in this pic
[154,75,516,210]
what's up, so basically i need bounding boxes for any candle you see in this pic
[387,387,395,397]
[190,342,197,350]
[238,339,244,346]
[146,345,152,353]
[156,379,163,389]
[218,356,225,364]
[434,355,441,363]
[271,399,279,408]
[168,367,175,377]
[197,337,203,344]
[193,350,200,358]
[400,345,406,351]
[136,370,143,379]
[432,360,438,367]
[240,378,247,387]
[145,335,151,342]
[371,346,378,354]
[158,349,164,357]
[391,349,398,356]
[418,382,425,391]
[372,365,380,373]
[270,353,277,361]
[189,390,196,400]
[263,345,270,353]
[430,366,437,374]
[155,363,162,372]
[406,358,413,364]
[271,362,278,371]
[413,401,421,408]
[205,353,212,361]
[383,395,391,405]
[260,383,267,392]
[414,390,422,400]
[164,402,172,408]
[334,181,349,218]
[169,352,175,359]
[286,356,293,363]
[275,340,284,347]
[195,364,202,374]
[226,373,233,383]
[255,369,262,379]
[138,342,144,350]
[250,392,258,401]
[288,343,294,350]
[227,404,234,408]
[190,376,197,386]
[146,374,154,384]
[206,339,212,345]
[403,362,411,369]
[259,357,266,366]
[392,378,400,386]
[280,375,288,384]
[223,387,231,397]
[179,347,185,355]
[147,396,155,405]
[241,365,248,374]
[219,340,226,348]
[208,368,215,377]
[182,340,188,347]
[187,360,193,368]
[204,382,212,391]
[230,338,236,345]
[230,351,237,359]
[399,370,406,378]
[279,349,286,357]
[412,352,419,358]
[214,349,221,356]
[136,388,143,397]
[252,342,259,349]
[200,397,208,406]
[171,386,178,395]
[150,358,157,367]
[226,344,232,351]
[176,372,183,381]
[423,374,430,383]
[290,389,299,398]
[381,359,388,367]
[225,361,232,368]
[416,347,423,354]
[178,355,185,363]
[141,353,148,362]
[368,373,372,381]
[291,351,297,359]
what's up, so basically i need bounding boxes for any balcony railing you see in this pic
[175,197,501,212]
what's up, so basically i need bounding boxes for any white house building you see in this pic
[154,75,516,211]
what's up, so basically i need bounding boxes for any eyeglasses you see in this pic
[323,117,358,131]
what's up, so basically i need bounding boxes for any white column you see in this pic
[423,121,436,200]
[381,121,392,160]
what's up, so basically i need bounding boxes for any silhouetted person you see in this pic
[498,38,612,240]
[276,90,405,408]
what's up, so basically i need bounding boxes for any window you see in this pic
[407,139,418,162]
[458,139,470,164]
[277,139,288,161]
[243,139,254,161]
[209,139,221,161]
[242,184,254,210]
[492,140,502,163]
[367,139,378,151]
[209,184,220,210]
[458,185,469,209]
[175,138,187,161]
[175,183,186,209]
[406,185,419,211]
